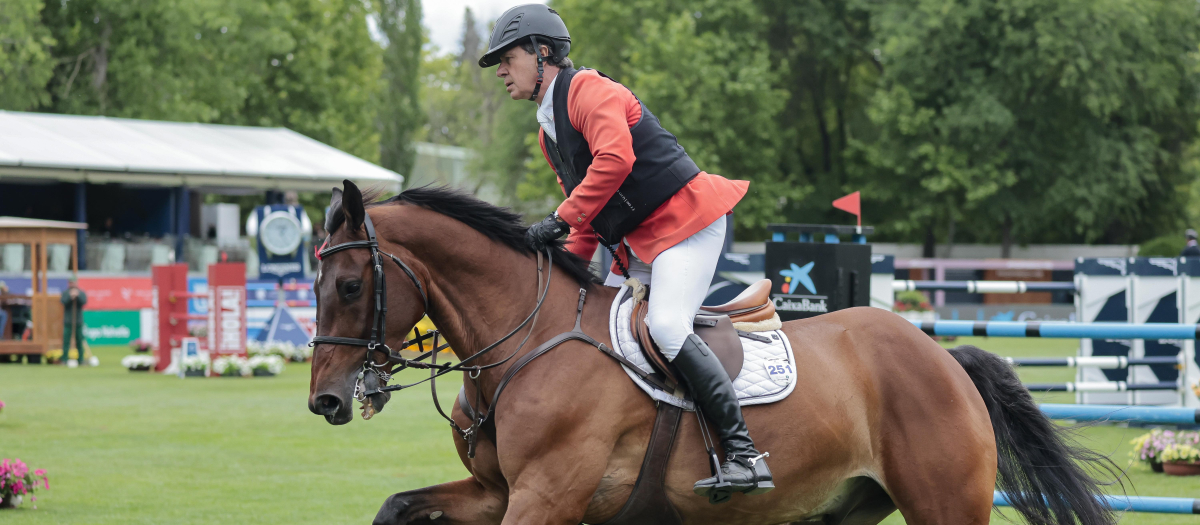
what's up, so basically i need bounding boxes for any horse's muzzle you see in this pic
[310,392,353,425]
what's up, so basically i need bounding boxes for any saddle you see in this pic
[630,279,777,392]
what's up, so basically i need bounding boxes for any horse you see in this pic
[309,180,1118,525]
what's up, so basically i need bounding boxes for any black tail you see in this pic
[948,345,1121,525]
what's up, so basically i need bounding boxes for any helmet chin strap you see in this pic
[529,35,546,102]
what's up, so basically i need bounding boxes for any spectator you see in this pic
[1183,229,1200,258]
[60,278,93,367]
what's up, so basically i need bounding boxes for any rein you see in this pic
[311,212,605,455]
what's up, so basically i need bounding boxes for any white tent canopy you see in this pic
[0,111,402,192]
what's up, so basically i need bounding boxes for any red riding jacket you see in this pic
[539,70,748,271]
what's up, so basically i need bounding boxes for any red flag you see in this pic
[832,191,861,226]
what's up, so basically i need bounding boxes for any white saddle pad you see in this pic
[607,285,797,410]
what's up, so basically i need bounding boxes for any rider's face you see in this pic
[496,45,551,101]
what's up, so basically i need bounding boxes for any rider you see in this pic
[480,4,772,501]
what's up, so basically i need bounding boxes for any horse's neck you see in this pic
[414,239,567,367]
[423,251,613,396]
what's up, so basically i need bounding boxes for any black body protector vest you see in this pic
[542,68,700,245]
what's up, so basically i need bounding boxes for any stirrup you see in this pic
[695,452,774,504]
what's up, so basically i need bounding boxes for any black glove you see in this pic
[525,213,570,251]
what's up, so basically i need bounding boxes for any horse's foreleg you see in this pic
[373,477,505,525]
[496,439,616,525]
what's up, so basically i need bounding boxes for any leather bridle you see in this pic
[311,212,436,402]
[310,211,565,444]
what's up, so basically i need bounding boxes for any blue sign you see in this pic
[253,205,307,281]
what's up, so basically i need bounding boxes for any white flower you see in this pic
[212,356,251,376]
[246,340,267,356]
[181,355,210,372]
[248,355,285,375]
[120,354,158,369]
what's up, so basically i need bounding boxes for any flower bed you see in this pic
[213,356,251,377]
[129,339,153,353]
[0,459,48,509]
[248,355,285,376]
[120,354,158,372]
[182,355,210,377]
[247,340,311,362]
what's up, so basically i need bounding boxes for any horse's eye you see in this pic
[344,282,362,295]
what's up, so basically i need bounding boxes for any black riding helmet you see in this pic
[478,4,571,100]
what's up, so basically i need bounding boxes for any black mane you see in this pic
[375,186,599,288]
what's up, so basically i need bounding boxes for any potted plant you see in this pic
[893,291,936,322]
[248,355,285,377]
[181,355,209,377]
[120,354,157,372]
[1161,443,1200,476]
[212,356,250,377]
[129,339,153,353]
[0,459,48,509]
[1130,429,1200,473]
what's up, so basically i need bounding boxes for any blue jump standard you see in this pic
[994,491,1200,514]
[1039,404,1200,425]
[912,320,1200,339]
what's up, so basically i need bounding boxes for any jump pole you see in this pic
[1005,356,1182,367]
[894,280,1076,293]
[994,491,1200,514]
[1024,382,1179,392]
[1039,403,1200,424]
[911,320,1200,339]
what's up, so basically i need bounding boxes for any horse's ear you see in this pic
[341,180,365,232]
[325,188,343,233]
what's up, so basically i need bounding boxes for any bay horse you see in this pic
[309,180,1117,525]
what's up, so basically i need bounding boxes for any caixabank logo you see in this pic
[773,261,829,313]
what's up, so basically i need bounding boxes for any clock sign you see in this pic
[260,211,304,256]
[249,205,309,281]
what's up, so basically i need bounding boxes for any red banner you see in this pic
[77,277,154,310]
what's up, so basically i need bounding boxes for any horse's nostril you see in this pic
[313,394,342,416]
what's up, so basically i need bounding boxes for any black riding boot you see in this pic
[672,333,773,504]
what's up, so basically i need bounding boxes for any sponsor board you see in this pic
[81,310,140,345]
[77,277,154,310]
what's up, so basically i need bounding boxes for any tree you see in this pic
[552,0,803,237]
[378,0,424,182]
[856,0,1200,252]
[35,0,383,160]
[0,0,55,111]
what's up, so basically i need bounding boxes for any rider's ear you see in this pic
[341,179,366,232]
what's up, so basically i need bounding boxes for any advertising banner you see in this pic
[77,277,153,310]
[82,310,140,345]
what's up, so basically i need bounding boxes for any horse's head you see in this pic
[308,180,425,425]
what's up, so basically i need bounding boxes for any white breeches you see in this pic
[604,217,726,360]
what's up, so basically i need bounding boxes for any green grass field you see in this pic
[1,338,1197,524]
